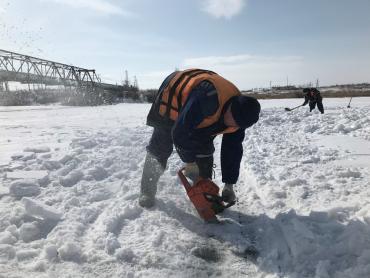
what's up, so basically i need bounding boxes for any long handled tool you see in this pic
[177,168,235,221]
[347,97,353,108]
[284,104,303,112]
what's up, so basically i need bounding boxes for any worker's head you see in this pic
[224,96,260,129]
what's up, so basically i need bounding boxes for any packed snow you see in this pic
[0,97,369,277]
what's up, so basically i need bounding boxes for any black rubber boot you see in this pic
[139,153,164,208]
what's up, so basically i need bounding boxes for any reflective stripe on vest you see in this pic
[159,69,241,133]
[160,69,208,118]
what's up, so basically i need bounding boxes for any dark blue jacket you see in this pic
[302,88,322,106]
[172,80,245,184]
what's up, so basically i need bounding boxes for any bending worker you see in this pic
[302,87,324,114]
[139,69,261,208]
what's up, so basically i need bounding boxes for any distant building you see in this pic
[272,85,298,91]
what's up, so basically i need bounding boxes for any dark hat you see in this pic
[230,96,261,128]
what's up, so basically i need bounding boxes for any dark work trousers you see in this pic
[309,101,324,114]
[309,101,316,112]
[140,127,173,198]
[146,127,174,169]
[141,126,215,197]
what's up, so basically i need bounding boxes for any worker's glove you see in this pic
[222,183,236,203]
[195,155,213,180]
[184,162,199,182]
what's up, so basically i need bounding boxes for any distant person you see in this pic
[139,69,261,209]
[302,88,324,114]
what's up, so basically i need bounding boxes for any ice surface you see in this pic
[0,99,369,277]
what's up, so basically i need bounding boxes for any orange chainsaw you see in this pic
[177,168,235,221]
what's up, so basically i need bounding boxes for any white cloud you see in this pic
[182,54,305,89]
[42,0,132,16]
[184,54,253,67]
[0,3,5,13]
[183,54,303,68]
[138,55,305,89]
[202,0,246,19]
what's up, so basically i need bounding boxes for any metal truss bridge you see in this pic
[0,49,126,93]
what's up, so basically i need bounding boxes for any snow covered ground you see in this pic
[0,97,369,278]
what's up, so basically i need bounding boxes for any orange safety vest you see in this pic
[158,69,241,134]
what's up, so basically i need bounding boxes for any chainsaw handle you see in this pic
[203,193,236,214]
[177,167,192,193]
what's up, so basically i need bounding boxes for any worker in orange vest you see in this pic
[139,69,261,208]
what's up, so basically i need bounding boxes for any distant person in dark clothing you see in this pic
[302,88,324,114]
[139,69,261,208]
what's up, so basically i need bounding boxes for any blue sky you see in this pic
[1,0,370,89]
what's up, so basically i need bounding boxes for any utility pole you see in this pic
[316,78,320,88]
[124,70,129,87]
[133,76,139,89]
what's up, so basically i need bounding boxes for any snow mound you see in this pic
[22,197,63,221]
[0,185,9,197]
[9,180,41,198]
[6,170,48,181]
[43,244,59,262]
[0,231,17,245]
[0,244,16,263]
[87,187,112,202]
[24,146,51,153]
[58,242,83,262]
[16,249,40,261]
[257,209,370,277]
[115,247,136,263]
[105,233,121,255]
[337,169,361,178]
[19,222,41,243]
[42,160,62,171]
[72,138,97,149]
[59,170,84,187]
[105,204,143,234]
[11,152,36,161]
[87,166,108,181]
[284,178,307,187]
[59,154,73,164]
